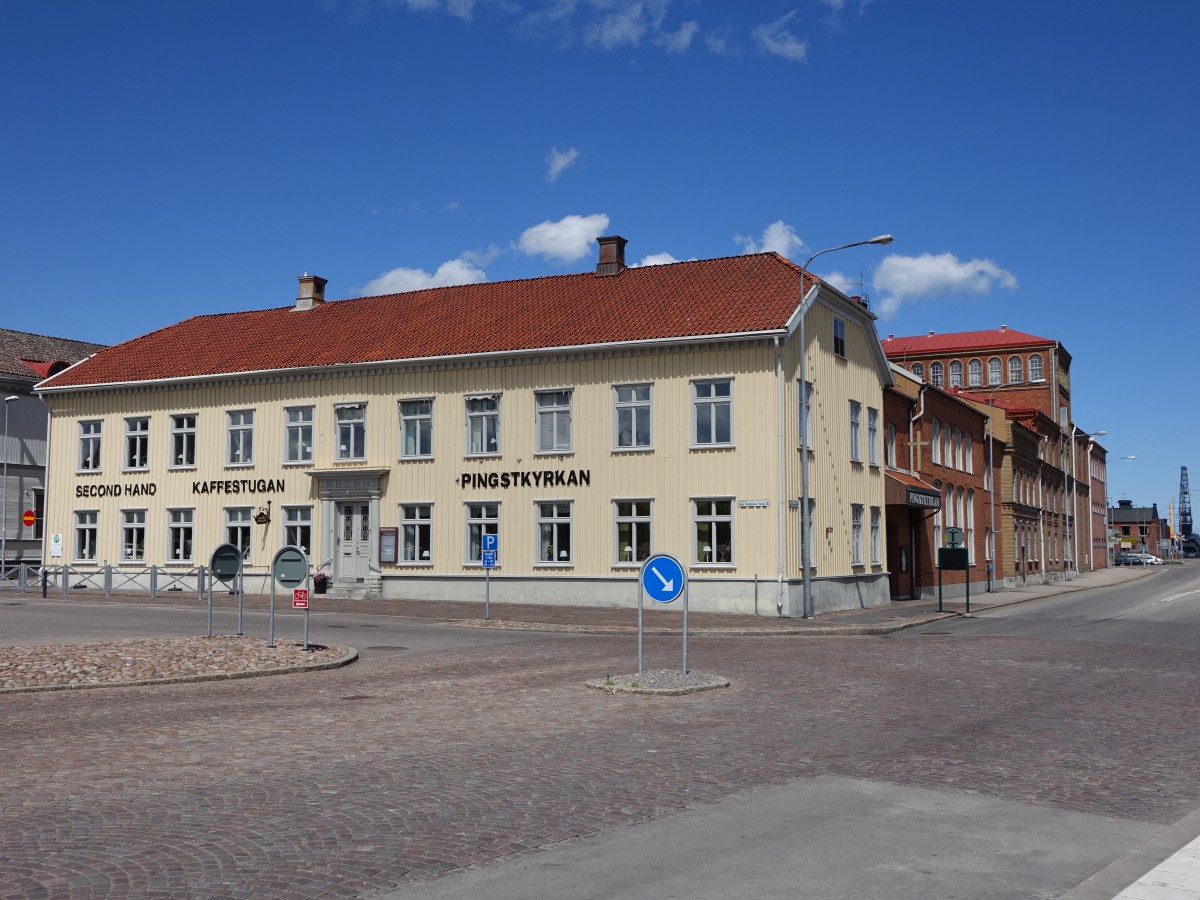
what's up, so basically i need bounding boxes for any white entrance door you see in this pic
[337,502,371,582]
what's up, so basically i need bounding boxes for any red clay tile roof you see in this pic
[881,328,1055,356]
[40,254,818,390]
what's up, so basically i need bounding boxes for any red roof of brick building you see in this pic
[881,327,1056,356]
[40,252,818,390]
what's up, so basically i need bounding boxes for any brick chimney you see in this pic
[595,236,628,276]
[294,274,328,311]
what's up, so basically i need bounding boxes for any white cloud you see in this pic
[634,252,680,266]
[360,256,488,295]
[518,213,610,263]
[753,11,808,61]
[384,0,476,22]
[819,269,861,295]
[872,252,1018,317]
[546,146,580,182]
[658,20,699,53]
[734,220,805,258]
[583,0,669,50]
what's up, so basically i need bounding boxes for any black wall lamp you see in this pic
[254,500,272,526]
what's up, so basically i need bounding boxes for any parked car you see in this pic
[1115,553,1161,566]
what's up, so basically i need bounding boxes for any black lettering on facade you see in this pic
[500,473,511,488]
[578,470,590,486]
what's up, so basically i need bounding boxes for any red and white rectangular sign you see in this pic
[292,588,309,608]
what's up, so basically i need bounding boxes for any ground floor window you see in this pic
[122,509,146,562]
[851,504,864,565]
[537,501,572,564]
[465,502,498,563]
[694,498,732,564]
[402,504,432,563]
[284,506,312,557]
[168,508,193,562]
[225,507,252,561]
[75,510,98,561]
[870,506,881,564]
[614,499,652,565]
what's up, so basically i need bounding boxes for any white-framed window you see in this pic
[466,395,500,456]
[400,399,433,459]
[870,507,881,564]
[932,480,942,549]
[886,423,896,467]
[536,501,573,564]
[833,318,846,356]
[168,508,193,563]
[867,407,879,465]
[694,498,733,565]
[988,357,1002,386]
[614,499,652,565]
[465,502,499,562]
[170,414,196,468]
[944,426,953,467]
[968,359,982,387]
[851,504,864,565]
[849,401,862,461]
[930,362,944,388]
[225,507,252,561]
[401,504,432,563]
[75,510,98,561]
[1029,354,1044,382]
[285,406,314,463]
[949,360,963,388]
[953,428,963,470]
[227,410,254,465]
[931,420,942,464]
[121,509,146,561]
[965,433,974,473]
[693,379,732,446]
[535,390,573,454]
[911,362,925,379]
[798,380,814,450]
[1008,356,1023,384]
[336,403,367,460]
[79,420,102,471]
[125,417,149,470]
[284,506,312,557]
[614,384,651,450]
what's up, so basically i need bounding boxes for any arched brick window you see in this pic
[1008,356,1023,384]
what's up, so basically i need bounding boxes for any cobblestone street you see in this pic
[2,624,1199,899]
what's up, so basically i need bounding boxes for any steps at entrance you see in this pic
[322,581,383,602]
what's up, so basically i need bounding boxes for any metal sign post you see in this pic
[271,545,310,649]
[482,533,498,621]
[208,544,243,637]
[638,554,687,674]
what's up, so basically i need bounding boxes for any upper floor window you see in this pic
[798,380,814,450]
[930,362,944,388]
[285,406,314,463]
[867,407,879,465]
[336,404,366,460]
[227,410,254,465]
[614,384,651,450]
[693,379,732,446]
[988,357,1002,385]
[535,390,573,454]
[965,433,974,473]
[849,401,862,462]
[171,414,196,468]
[953,428,963,470]
[949,360,963,388]
[400,399,433,458]
[911,363,925,379]
[1029,354,1044,382]
[833,318,846,357]
[931,419,942,464]
[466,395,500,456]
[968,359,982,387]
[1008,356,1023,384]
[125,417,149,470]
[886,423,897,467]
[79,420,102,471]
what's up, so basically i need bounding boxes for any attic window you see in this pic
[833,318,846,357]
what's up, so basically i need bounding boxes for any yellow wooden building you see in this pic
[37,237,894,615]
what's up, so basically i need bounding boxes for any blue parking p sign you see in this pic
[482,533,498,552]
[482,550,497,569]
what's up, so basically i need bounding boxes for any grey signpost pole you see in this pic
[482,533,498,621]
[271,546,311,650]
[640,554,687,675]
[208,544,243,638]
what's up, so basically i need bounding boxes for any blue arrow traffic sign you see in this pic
[640,553,685,603]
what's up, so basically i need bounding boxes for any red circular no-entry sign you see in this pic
[21,510,36,527]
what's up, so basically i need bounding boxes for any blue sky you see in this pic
[3,1,1196,518]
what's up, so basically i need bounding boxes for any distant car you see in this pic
[1114,554,1138,566]
[1115,553,1160,566]
[1140,554,1165,565]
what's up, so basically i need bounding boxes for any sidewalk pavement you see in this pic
[4,562,1160,635]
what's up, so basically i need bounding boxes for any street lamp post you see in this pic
[799,234,893,618]
[1105,455,1136,565]
[2,395,17,580]
[1069,427,1105,580]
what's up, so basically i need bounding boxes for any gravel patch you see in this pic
[586,668,730,695]
[0,635,355,693]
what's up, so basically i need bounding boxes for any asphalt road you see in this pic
[2,573,1198,899]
